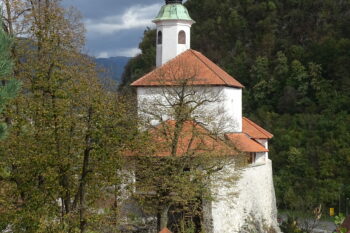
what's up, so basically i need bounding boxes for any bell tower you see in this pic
[153,0,195,67]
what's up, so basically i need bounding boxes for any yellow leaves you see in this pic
[0,1,136,231]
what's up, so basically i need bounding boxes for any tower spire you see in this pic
[154,0,194,67]
[165,0,183,4]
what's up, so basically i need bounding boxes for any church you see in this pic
[129,0,279,232]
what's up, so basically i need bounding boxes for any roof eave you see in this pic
[131,83,244,88]
[153,18,196,24]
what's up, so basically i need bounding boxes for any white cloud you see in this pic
[96,51,109,58]
[85,3,161,35]
[96,47,141,58]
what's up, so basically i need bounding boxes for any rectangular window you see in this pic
[248,152,256,164]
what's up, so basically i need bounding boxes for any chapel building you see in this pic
[130,0,279,232]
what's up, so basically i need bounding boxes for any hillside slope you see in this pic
[120,0,350,211]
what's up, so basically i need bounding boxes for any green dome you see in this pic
[154,4,193,22]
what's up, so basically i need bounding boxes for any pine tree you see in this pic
[0,14,20,139]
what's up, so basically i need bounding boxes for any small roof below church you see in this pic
[131,49,244,88]
[146,120,237,157]
[159,227,172,233]
[225,133,269,153]
[242,117,273,139]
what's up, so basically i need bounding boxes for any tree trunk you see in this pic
[171,120,184,156]
[159,204,170,230]
[4,0,13,36]
[75,107,93,233]
[79,148,90,233]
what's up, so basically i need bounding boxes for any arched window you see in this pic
[178,30,186,44]
[157,31,162,45]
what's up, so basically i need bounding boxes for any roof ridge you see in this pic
[131,50,191,86]
[243,117,272,138]
[190,50,232,86]
[244,117,268,137]
[131,49,243,88]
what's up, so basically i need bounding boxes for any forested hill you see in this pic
[95,56,130,83]
[120,0,350,211]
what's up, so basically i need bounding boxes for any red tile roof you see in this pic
[129,118,272,156]
[159,228,172,233]
[147,120,238,157]
[131,49,244,88]
[225,133,269,153]
[242,117,273,139]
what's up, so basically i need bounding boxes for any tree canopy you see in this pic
[0,11,20,140]
[0,1,138,232]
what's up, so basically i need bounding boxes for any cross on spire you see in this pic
[165,0,183,4]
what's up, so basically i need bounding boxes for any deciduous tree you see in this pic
[0,1,136,232]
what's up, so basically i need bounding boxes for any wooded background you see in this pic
[120,0,350,212]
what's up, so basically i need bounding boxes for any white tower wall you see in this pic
[206,160,279,233]
[256,139,269,163]
[222,87,242,132]
[155,20,193,67]
[137,86,242,133]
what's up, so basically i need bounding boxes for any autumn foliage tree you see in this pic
[0,0,137,232]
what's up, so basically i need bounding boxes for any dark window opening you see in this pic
[178,30,186,44]
[157,31,162,45]
[248,153,256,164]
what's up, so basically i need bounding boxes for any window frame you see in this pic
[178,30,186,44]
[157,30,163,45]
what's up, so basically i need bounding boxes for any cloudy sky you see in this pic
[61,0,165,58]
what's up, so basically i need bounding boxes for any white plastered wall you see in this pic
[136,86,242,133]
[209,160,279,233]
[255,152,267,165]
[256,139,268,149]
[221,87,242,132]
[255,139,269,162]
